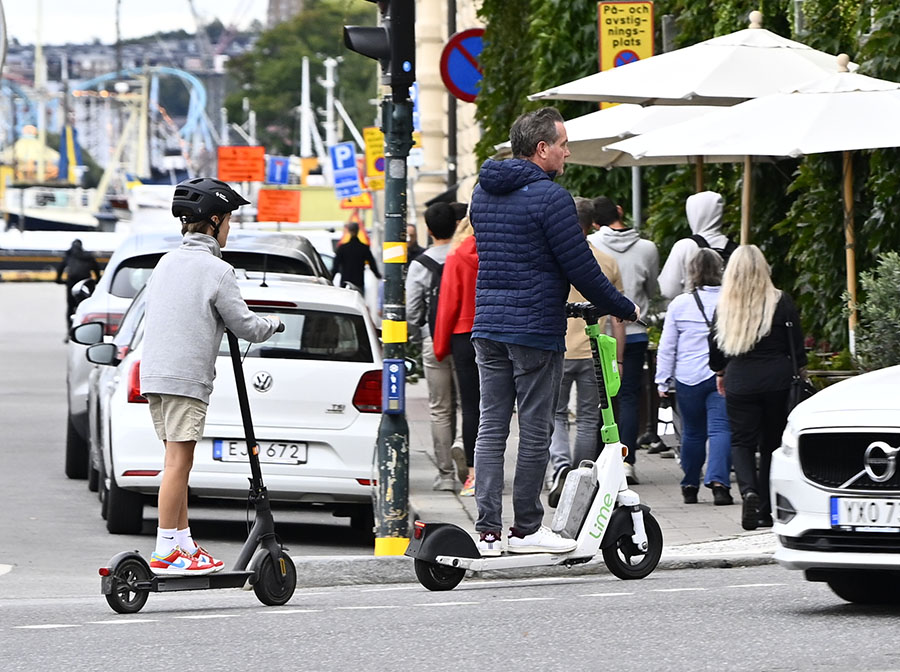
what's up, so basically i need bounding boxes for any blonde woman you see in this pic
[709,245,806,531]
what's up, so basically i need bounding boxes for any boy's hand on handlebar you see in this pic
[267,316,285,333]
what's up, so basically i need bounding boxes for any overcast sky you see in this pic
[4,0,268,46]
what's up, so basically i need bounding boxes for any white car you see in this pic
[77,274,382,536]
[771,365,900,604]
[65,230,332,482]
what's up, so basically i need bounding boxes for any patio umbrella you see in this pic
[529,11,856,106]
[607,55,900,352]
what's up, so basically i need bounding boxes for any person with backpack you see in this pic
[655,248,733,506]
[56,238,100,333]
[658,191,737,300]
[406,202,459,491]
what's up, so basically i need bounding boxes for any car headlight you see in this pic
[781,421,799,458]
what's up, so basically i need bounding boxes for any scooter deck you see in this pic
[102,570,254,595]
[434,552,595,572]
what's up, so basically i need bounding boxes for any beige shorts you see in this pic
[146,394,208,443]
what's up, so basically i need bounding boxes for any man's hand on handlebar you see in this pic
[616,302,646,327]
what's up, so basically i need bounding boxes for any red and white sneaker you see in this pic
[190,545,224,573]
[149,547,217,576]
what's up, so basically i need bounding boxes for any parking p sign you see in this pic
[330,142,362,199]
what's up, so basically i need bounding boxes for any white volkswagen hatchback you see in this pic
[82,274,382,536]
[771,365,900,604]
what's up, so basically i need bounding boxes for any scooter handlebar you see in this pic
[275,321,285,333]
[565,302,647,327]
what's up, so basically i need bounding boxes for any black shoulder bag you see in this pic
[786,320,816,412]
[691,289,718,356]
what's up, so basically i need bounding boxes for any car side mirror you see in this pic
[71,278,96,305]
[71,321,104,346]
[86,342,120,366]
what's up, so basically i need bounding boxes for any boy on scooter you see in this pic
[140,178,282,576]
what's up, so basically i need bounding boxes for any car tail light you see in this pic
[352,370,382,413]
[80,311,124,336]
[127,360,148,404]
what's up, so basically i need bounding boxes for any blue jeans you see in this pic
[675,376,732,488]
[616,340,646,464]
[549,358,599,475]
[473,338,564,535]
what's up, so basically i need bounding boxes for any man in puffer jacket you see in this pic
[468,107,639,557]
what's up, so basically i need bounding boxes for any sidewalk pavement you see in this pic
[292,380,777,587]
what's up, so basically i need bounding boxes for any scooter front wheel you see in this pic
[414,559,465,591]
[253,551,297,606]
[106,557,150,614]
[602,509,663,580]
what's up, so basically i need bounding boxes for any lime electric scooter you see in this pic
[99,327,297,613]
[406,302,663,591]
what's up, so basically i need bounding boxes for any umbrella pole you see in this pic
[843,150,858,356]
[695,156,704,192]
[740,155,752,244]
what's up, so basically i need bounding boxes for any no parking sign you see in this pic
[598,1,654,107]
[440,28,485,103]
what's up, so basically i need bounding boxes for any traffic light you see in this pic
[344,0,415,97]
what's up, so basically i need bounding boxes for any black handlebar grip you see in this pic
[275,321,285,333]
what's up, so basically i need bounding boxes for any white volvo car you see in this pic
[78,274,382,536]
[771,365,900,604]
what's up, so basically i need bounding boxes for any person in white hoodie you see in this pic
[658,191,735,300]
[588,197,659,485]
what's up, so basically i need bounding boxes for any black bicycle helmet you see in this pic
[171,177,251,224]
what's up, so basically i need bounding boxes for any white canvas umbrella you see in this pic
[607,55,900,351]
[529,11,856,106]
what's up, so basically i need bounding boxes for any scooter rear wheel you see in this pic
[254,551,297,606]
[602,510,663,580]
[414,559,465,591]
[106,557,150,614]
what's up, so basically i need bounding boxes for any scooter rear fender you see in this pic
[405,522,479,562]
[600,504,651,550]
[100,550,149,595]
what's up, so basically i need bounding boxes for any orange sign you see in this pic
[218,146,266,182]
[257,189,301,223]
[340,192,373,209]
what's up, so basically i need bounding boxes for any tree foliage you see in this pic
[473,0,900,352]
[225,0,377,153]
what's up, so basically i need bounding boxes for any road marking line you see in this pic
[652,588,707,593]
[413,601,480,607]
[14,624,81,629]
[258,609,322,614]
[361,586,420,593]
[581,592,634,597]
[88,619,158,625]
[499,597,556,602]
[335,605,400,610]
[174,614,241,620]
[0,564,12,577]
[726,583,786,589]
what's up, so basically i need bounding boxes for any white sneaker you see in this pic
[507,526,577,554]
[476,531,502,557]
[624,463,640,485]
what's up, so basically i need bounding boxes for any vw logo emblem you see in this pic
[252,371,273,393]
[864,441,900,483]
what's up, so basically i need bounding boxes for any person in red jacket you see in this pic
[433,216,479,497]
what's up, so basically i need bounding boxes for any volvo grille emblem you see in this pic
[864,441,900,483]
[252,371,273,393]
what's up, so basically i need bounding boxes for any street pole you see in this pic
[374,89,413,556]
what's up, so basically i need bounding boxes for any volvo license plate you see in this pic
[831,496,900,529]
[213,440,307,465]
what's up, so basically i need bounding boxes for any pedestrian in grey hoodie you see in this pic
[141,178,281,577]
[588,196,659,485]
[658,191,732,300]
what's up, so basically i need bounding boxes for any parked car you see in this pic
[771,365,900,604]
[75,275,382,536]
[65,229,332,481]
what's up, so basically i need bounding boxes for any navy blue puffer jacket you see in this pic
[470,159,635,342]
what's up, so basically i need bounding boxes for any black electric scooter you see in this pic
[99,327,297,614]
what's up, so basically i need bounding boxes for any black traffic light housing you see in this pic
[344,0,415,99]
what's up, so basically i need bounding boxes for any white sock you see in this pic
[155,527,177,556]
[176,527,198,555]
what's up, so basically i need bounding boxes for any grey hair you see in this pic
[510,107,564,159]
[688,248,724,288]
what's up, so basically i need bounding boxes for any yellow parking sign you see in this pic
[363,126,385,191]
[598,2,655,83]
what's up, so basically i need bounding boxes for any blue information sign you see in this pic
[382,359,406,415]
[266,156,290,184]
[329,142,361,198]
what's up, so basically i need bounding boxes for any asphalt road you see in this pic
[0,283,372,602]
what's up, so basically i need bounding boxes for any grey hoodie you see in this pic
[140,233,279,403]
[587,226,659,337]
[658,191,729,299]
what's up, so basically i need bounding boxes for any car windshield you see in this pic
[220,307,374,363]
[110,252,318,299]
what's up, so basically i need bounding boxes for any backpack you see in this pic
[691,233,738,268]
[413,254,443,336]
